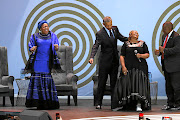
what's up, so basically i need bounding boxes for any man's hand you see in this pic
[159,46,164,53]
[89,58,93,64]
[30,46,37,52]
[54,44,59,51]
[154,49,160,55]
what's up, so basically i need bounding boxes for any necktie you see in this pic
[162,35,168,59]
[109,30,114,38]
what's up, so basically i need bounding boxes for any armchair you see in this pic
[92,45,122,106]
[0,46,14,106]
[52,45,78,106]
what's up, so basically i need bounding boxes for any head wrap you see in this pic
[38,20,49,30]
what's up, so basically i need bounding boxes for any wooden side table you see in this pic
[15,78,30,106]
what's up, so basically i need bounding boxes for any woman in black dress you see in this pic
[113,30,151,111]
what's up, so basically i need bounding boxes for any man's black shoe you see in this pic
[171,105,180,110]
[96,105,101,109]
[176,107,180,110]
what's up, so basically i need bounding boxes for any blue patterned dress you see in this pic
[25,31,60,109]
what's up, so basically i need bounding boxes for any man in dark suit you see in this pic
[155,21,180,110]
[89,16,128,110]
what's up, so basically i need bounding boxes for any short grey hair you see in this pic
[103,16,112,24]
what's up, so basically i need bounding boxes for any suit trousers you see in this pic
[96,59,119,108]
[164,70,180,107]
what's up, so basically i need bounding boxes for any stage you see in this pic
[0,97,180,120]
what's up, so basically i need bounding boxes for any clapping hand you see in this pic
[154,49,160,55]
[54,44,59,51]
[159,46,164,53]
[30,46,37,52]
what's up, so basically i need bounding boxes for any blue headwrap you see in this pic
[38,20,49,30]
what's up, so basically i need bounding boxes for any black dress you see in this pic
[112,41,151,110]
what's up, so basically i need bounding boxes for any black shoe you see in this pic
[171,105,180,110]
[176,107,180,110]
[161,105,173,110]
[96,105,101,109]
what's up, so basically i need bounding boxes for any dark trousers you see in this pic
[164,70,180,107]
[96,60,118,109]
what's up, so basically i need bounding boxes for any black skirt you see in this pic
[112,68,151,110]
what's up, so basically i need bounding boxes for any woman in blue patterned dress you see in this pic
[25,20,60,109]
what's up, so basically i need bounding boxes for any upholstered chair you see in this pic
[0,46,14,106]
[52,45,78,106]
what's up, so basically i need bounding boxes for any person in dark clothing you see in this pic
[89,16,128,110]
[155,21,180,110]
[113,30,151,112]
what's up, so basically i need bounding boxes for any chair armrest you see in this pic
[2,76,14,89]
[67,73,78,95]
[67,73,78,84]
[92,75,98,95]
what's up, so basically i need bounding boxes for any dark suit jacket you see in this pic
[90,26,128,69]
[161,31,180,73]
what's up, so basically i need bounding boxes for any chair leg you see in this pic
[68,95,70,106]
[3,97,5,106]
[73,95,77,106]
[9,96,14,106]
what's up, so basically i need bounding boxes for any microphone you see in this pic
[134,50,141,62]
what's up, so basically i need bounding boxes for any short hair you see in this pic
[103,16,112,24]
[163,21,173,30]
[129,30,138,36]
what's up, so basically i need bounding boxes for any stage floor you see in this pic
[0,98,180,120]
